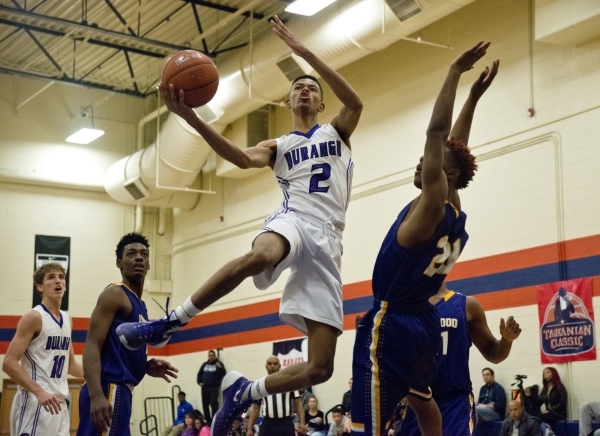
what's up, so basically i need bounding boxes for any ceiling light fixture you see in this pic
[285,0,338,16]
[66,106,105,144]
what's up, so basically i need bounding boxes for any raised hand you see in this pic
[158,83,196,123]
[470,59,499,101]
[146,358,179,383]
[271,15,309,58]
[451,41,491,74]
[499,316,522,342]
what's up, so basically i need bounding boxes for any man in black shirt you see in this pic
[197,350,226,424]
[341,378,352,415]
[247,356,305,436]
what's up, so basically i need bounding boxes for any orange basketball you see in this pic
[161,50,219,108]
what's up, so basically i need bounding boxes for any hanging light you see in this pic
[285,0,338,16]
[66,106,105,144]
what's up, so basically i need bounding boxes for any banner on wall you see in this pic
[538,278,595,363]
[33,235,71,310]
[273,338,308,369]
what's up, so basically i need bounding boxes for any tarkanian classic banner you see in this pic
[538,278,595,363]
[33,235,71,310]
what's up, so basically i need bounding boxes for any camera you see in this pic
[511,374,527,388]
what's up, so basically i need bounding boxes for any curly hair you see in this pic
[115,232,150,260]
[446,139,478,190]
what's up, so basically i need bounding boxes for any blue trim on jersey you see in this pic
[276,176,291,211]
[290,124,320,139]
[17,391,29,434]
[33,403,41,434]
[40,303,63,327]
[345,159,353,211]
[24,350,37,381]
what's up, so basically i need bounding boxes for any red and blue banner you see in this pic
[538,278,595,363]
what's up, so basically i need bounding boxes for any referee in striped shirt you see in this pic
[247,356,306,436]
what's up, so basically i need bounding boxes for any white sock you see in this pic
[173,296,200,324]
[242,376,269,401]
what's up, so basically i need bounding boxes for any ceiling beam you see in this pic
[0,4,196,55]
[183,0,265,20]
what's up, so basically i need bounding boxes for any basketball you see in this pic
[161,50,219,108]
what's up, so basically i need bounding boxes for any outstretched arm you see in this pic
[450,59,499,143]
[271,15,363,146]
[397,41,491,248]
[158,84,276,169]
[467,296,521,364]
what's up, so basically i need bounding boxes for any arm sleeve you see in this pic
[197,364,204,384]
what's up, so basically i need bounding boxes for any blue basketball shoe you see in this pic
[211,371,254,436]
[116,297,186,350]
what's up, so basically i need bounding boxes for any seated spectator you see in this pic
[341,378,352,415]
[328,407,348,436]
[499,400,542,436]
[194,415,210,436]
[305,396,327,436]
[300,387,315,411]
[228,415,246,436]
[580,402,600,436]
[181,413,198,436]
[525,367,568,428]
[163,392,195,436]
[476,367,506,425]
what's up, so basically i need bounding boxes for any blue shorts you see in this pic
[351,301,440,435]
[77,381,133,436]
[401,392,475,436]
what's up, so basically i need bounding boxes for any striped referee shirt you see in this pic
[260,390,301,419]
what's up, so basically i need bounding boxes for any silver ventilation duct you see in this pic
[104,0,475,209]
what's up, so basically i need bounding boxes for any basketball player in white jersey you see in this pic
[117,15,362,436]
[2,262,84,436]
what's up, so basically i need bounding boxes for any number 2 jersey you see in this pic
[372,201,468,307]
[19,305,72,400]
[272,124,353,232]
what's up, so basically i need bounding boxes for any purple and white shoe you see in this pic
[211,371,254,436]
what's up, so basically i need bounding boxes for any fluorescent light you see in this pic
[66,128,105,144]
[285,0,337,16]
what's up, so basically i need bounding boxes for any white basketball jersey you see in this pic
[19,305,71,400]
[272,123,353,232]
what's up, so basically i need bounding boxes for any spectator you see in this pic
[163,392,194,436]
[247,356,304,436]
[181,413,197,436]
[525,367,568,428]
[300,387,315,411]
[341,378,352,415]
[194,415,211,436]
[305,396,327,436]
[328,407,348,436]
[476,367,506,424]
[197,350,226,423]
[228,415,246,436]
[499,400,542,436]
[579,402,600,436]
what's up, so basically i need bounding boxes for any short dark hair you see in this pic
[115,232,149,260]
[482,367,494,376]
[446,139,478,190]
[292,74,323,100]
[332,407,344,415]
[178,391,186,397]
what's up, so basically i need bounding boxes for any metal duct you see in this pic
[105,0,475,209]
